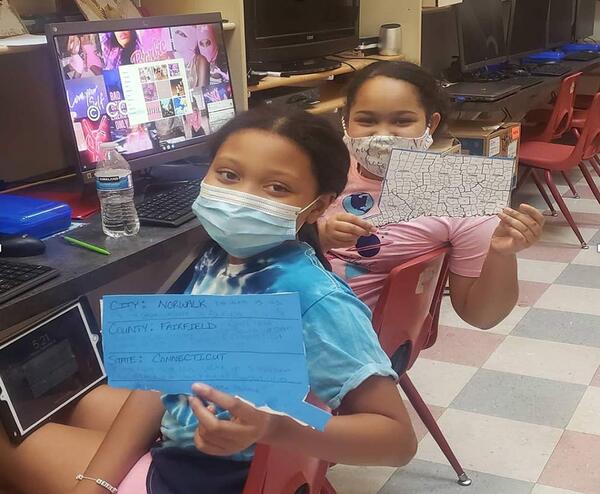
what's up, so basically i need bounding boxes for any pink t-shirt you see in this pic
[323,159,499,310]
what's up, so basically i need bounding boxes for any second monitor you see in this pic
[244,0,359,75]
[508,0,551,58]
[548,0,576,48]
[575,0,597,39]
[456,0,508,72]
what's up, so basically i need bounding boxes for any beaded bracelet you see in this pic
[75,473,118,493]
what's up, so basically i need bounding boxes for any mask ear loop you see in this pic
[341,116,349,136]
[295,196,323,234]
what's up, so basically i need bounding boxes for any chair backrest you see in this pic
[244,444,329,494]
[538,72,582,142]
[579,92,600,160]
[372,247,450,375]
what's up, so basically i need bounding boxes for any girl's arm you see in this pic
[72,390,164,494]
[190,377,417,467]
[448,204,544,329]
[268,376,417,466]
[449,251,518,329]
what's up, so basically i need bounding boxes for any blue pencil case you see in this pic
[0,194,72,239]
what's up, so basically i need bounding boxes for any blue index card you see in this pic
[101,293,330,431]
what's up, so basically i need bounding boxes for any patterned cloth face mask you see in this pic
[342,119,434,178]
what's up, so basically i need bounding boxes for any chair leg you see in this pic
[544,170,589,249]
[561,171,580,198]
[516,166,532,190]
[531,169,558,215]
[592,156,600,178]
[399,374,472,487]
[579,161,600,206]
[320,479,337,494]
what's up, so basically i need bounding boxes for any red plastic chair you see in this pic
[370,247,471,486]
[523,72,581,142]
[244,392,331,494]
[521,73,583,199]
[569,94,600,181]
[574,78,600,109]
[243,444,329,494]
[519,92,600,248]
[247,248,469,492]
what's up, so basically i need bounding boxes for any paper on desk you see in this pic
[0,34,46,46]
[101,293,331,431]
[366,149,515,226]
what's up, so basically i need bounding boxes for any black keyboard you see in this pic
[136,180,201,227]
[528,64,570,77]
[0,260,59,304]
[564,51,600,61]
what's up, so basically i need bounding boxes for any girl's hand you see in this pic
[320,213,375,250]
[189,383,277,456]
[491,204,545,256]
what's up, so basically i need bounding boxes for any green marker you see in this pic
[63,236,111,256]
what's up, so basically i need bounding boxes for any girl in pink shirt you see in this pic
[319,62,545,329]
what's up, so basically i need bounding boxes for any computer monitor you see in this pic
[456,0,508,72]
[548,0,576,48]
[244,0,360,73]
[575,0,597,39]
[508,0,551,58]
[46,13,236,184]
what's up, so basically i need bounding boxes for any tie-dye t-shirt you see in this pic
[159,240,396,461]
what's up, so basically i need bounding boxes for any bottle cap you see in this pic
[99,142,118,149]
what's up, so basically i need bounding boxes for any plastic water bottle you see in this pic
[95,142,140,238]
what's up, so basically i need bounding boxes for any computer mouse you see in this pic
[513,69,530,76]
[0,234,46,257]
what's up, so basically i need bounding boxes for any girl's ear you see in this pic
[305,194,336,224]
[429,112,442,135]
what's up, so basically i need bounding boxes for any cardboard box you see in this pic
[10,0,58,17]
[430,137,461,154]
[422,0,462,8]
[448,121,521,159]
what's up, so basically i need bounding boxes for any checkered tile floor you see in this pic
[328,167,600,494]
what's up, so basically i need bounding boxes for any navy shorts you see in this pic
[148,447,250,494]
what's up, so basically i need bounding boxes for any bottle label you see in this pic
[96,173,133,191]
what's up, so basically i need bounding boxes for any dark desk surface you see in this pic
[0,216,209,334]
[451,59,600,118]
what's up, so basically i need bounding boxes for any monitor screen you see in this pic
[509,0,551,56]
[245,0,359,66]
[457,0,508,71]
[548,0,576,47]
[575,0,596,39]
[254,0,356,39]
[50,17,235,175]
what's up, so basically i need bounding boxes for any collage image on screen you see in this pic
[54,23,235,170]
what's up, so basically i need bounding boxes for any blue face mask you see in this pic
[192,182,320,259]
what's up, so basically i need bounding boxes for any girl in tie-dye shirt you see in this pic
[1,107,417,494]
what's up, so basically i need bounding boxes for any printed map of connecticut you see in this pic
[372,150,515,227]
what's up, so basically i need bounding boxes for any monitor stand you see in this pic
[250,58,341,76]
